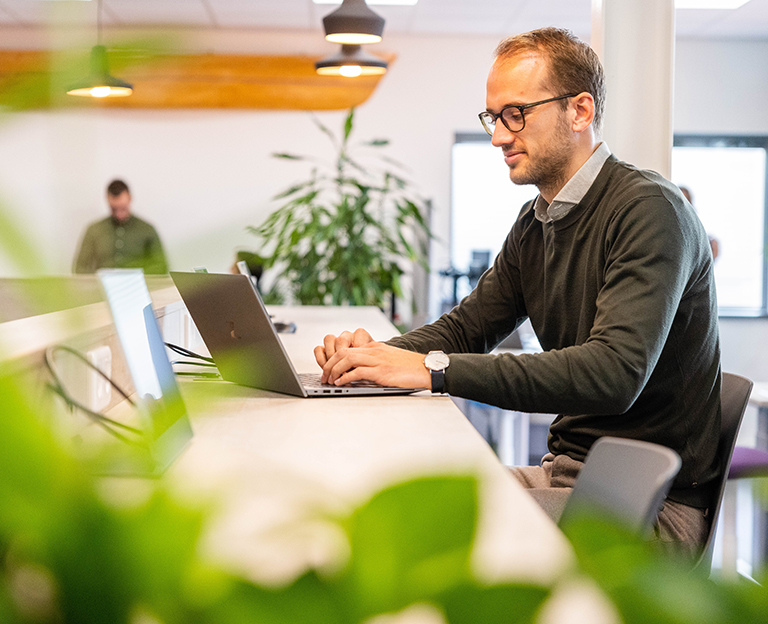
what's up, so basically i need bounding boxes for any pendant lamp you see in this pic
[67,0,133,98]
[315,44,388,77]
[322,0,385,45]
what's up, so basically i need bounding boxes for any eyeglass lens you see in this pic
[480,107,525,134]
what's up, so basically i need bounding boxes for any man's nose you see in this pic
[491,121,514,147]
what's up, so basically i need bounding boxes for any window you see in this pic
[672,136,768,316]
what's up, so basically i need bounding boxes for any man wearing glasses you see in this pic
[315,27,719,556]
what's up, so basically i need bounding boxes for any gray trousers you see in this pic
[510,453,709,559]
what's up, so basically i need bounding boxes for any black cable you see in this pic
[44,345,146,445]
[164,342,214,364]
[169,359,217,368]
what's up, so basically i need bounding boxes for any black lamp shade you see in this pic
[315,44,388,77]
[322,0,385,45]
[67,45,133,98]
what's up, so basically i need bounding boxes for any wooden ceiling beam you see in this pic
[0,51,393,110]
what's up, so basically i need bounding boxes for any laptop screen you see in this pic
[98,269,192,471]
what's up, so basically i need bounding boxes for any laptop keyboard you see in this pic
[298,373,383,389]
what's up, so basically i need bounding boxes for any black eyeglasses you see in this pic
[478,93,577,136]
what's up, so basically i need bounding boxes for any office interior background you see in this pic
[0,0,767,379]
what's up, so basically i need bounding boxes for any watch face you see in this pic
[425,351,450,370]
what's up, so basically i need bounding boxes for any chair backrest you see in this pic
[693,371,753,573]
[559,436,682,537]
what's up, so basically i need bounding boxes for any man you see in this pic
[73,179,168,274]
[315,28,720,556]
[680,185,719,260]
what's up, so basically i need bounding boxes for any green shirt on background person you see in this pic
[73,178,168,275]
[73,215,168,274]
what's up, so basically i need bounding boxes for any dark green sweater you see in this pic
[390,156,721,507]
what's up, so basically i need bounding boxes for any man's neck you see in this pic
[539,137,601,204]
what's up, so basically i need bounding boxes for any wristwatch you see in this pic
[424,350,450,394]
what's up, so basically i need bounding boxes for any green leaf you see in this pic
[339,475,478,619]
[343,108,355,144]
[272,152,304,160]
[313,115,339,149]
[201,573,345,624]
[437,582,550,624]
[272,181,314,200]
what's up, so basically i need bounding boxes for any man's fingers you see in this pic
[334,366,372,386]
[327,349,376,384]
[323,334,339,359]
[314,345,328,368]
[351,328,374,347]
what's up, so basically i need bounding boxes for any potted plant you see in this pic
[247,109,431,313]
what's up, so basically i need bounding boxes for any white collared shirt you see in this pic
[533,142,612,223]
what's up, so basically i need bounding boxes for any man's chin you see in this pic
[508,168,533,187]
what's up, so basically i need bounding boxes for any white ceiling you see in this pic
[0,0,767,39]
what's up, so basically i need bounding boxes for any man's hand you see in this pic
[314,328,376,369]
[315,334,431,389]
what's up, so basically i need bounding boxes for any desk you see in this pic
[167,305,575,587]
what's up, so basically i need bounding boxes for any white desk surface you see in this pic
[166,305,576,589]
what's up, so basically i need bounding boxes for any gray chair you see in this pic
[693,372,753,574]
[558,436,682,537]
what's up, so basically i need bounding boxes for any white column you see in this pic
[591,0,676,178]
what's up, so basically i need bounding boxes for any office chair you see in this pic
[693,372,753,575]
[558,436,682,537]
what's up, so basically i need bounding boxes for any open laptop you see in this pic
[170,271,424,397]
[97,269,194,475]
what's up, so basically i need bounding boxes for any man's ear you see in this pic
[571,92,595,133]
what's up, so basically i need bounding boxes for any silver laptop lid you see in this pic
[98,269,193,473]
[170,272,422,397]
[171,271,307,397]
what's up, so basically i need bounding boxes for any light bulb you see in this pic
[339,65,363,77]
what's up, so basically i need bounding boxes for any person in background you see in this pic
[680,185,719,261]
[315,27,720,558]
[73,179,168,274]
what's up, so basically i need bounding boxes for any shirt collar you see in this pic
[110,215,133,227]
[534,141,612,223]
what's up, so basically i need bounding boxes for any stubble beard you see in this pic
[506,114,574,197]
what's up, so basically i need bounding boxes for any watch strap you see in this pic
[431,368,445,394]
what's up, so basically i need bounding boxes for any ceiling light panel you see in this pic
[314,0,417,5]
[675,0,750,8]
[0,0,94,25]
[99,0,212,27]
[208,0,315,28]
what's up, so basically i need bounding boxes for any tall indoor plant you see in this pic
[247,109,431,308]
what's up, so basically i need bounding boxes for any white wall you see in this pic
[0,28,767,377]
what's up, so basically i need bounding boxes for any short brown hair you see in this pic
[106,179,130,197]
[494,27,606,135]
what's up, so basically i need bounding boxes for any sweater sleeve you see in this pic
[387,215,529,356]
[440,192,708,415]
